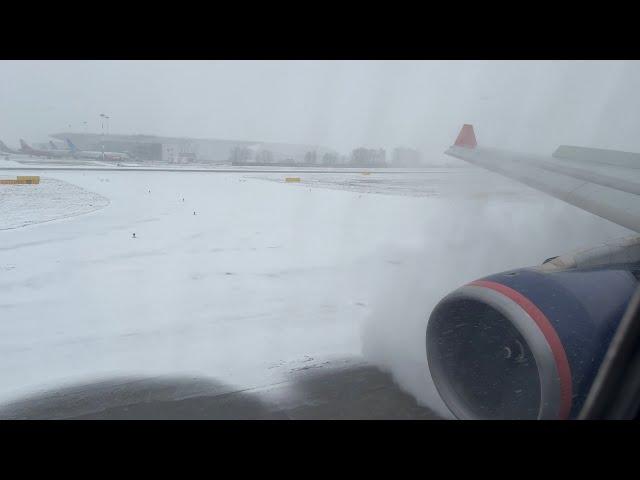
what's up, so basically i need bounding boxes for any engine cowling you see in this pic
[426,259,639,420]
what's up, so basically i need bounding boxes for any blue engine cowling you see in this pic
[426,263,638,420]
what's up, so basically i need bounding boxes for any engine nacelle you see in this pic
[426,244,640,420]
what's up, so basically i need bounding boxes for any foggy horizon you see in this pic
[2,60,639,160]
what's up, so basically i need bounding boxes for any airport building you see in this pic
[50,132,336,165]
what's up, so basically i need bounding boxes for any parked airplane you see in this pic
[0,140,23,156]
[426,124,640,420]
[65,138,131,161]
[19,139,69,158]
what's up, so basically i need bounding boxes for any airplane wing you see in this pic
[445,125,640,233]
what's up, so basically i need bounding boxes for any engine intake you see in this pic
[427,265,638,419]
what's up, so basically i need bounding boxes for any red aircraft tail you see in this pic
[19,139,34,152]
[454,124,477,149]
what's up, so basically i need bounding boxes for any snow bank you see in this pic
[0,176,109,230]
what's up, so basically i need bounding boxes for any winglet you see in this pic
[454,124,477,148]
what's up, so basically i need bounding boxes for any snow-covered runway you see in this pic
[0,168,631,416]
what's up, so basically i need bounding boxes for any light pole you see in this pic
[83,121,88,133]
[100,113,107,161]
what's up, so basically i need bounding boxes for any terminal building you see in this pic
[50,132,336,165]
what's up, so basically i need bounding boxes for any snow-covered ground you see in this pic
[0,176,109,230]
[249,169,540,199]
[0,167,631,414]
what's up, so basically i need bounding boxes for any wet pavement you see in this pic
[0,359,440,420]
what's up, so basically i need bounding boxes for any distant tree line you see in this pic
[229,144,422,167]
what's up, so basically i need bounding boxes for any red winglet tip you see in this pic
[454,124,477,148]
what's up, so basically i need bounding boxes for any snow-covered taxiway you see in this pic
[0,167,631,418]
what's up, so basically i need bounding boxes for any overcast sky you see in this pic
[1,60,639,159]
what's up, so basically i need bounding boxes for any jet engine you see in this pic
[426,238,640,419]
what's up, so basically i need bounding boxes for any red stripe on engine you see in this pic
[469,279,573,420]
